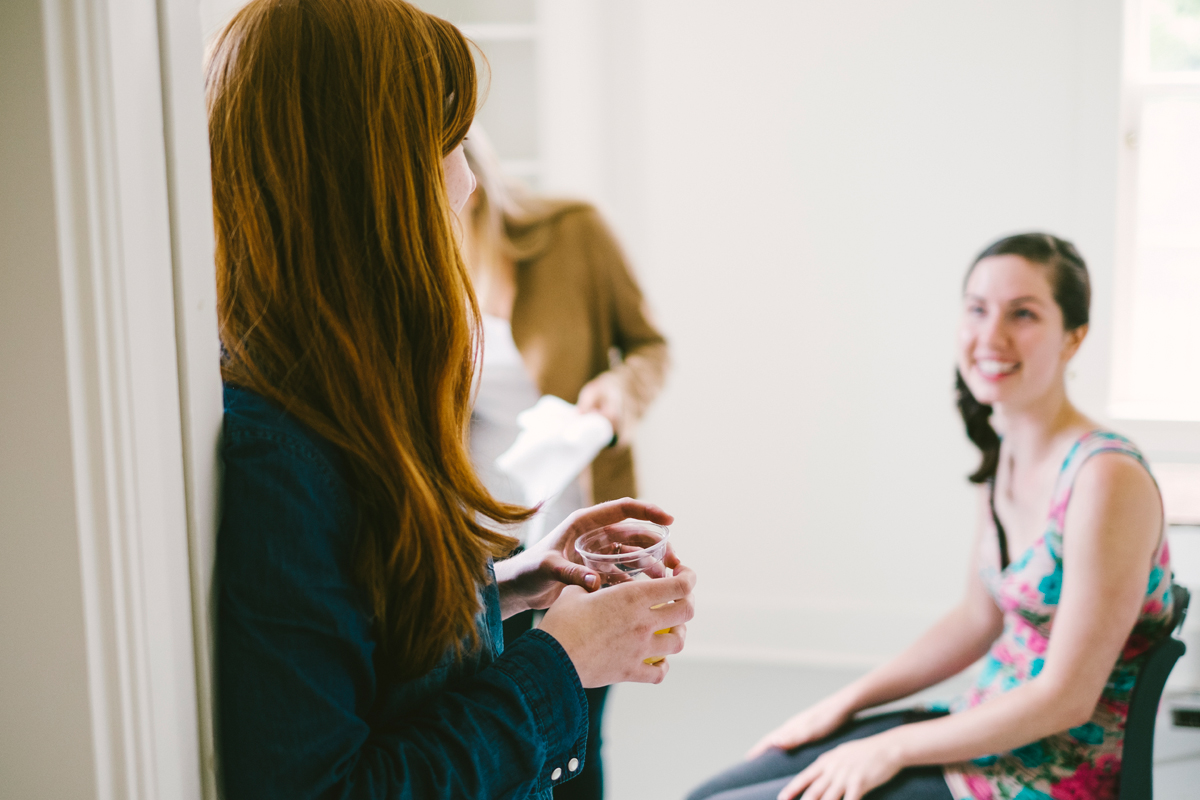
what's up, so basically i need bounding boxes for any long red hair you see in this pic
[206,0,529,680]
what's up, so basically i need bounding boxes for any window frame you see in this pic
[1111,0,1200,449]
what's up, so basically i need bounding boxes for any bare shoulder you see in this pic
[1072,449,1158,504]
[1066,450,1162,549]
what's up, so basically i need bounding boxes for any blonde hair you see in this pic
[462,126,585,266]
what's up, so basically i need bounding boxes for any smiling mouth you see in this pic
[976,359,1020,378]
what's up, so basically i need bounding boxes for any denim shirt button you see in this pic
[551,768,563,781]
[568,758,579,772]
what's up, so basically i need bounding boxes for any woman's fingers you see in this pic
[649,595,695,630]
[603,575,694,631]
[536,523,691,688]
[780,766,820,800]
[641,563,697,606]
[747,726,795,761]
[641,558,672,579]
[816,778,844,800]
[565,498,674,536]
[745,735,776,761]
[646,627,686,658]
[598,563,694,613]
[747,716,809,760]
[746,695,854,761]
[628,656,671,684]
[575,381,608,416]
[545,554,599,591]
[576,374,623,433]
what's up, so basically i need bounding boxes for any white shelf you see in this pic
[458,23,537,42]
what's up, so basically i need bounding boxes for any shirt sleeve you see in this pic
[216,427,588,800]
[575,208,670,436]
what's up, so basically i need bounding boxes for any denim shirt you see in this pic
[217,384,587,800]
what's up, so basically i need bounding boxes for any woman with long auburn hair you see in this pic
[207,2,695,798]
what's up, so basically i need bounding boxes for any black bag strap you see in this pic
[989,476,1010,571]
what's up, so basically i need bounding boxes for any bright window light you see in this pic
[1149,0,1200,71]
[1113,0,1200,421]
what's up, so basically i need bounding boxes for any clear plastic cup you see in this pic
[575,520,672,663]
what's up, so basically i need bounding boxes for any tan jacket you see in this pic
[508,204,669,504]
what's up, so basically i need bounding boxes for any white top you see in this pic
[470,314,585,545]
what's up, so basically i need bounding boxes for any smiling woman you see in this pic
[955,235,1091,487]
[688,233,1174,800]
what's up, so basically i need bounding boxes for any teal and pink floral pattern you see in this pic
[943,431,1175,800]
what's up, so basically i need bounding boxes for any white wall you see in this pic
[199,0,246,40]
[0,1,99,795]
[579,0,1126,664]
[195,0,1130,668]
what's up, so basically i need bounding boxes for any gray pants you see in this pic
[686,710,954,800]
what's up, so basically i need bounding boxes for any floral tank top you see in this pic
[942,431,1175,800]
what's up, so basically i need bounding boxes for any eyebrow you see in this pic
[964,294,1046,306]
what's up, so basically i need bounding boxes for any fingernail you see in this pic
[584,574,597,588]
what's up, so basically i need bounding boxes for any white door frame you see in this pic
[40,0,221,797]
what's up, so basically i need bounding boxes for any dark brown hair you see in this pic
[206,0,530,680]
[956,233,1090,483]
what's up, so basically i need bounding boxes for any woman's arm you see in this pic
[880,452,1162,761]
[573,209,669,441]
[844,485,1009,709]
[749,492,1003,758]
[218,430,588,800]
[778,452,1163,800]
[837,562,1002,713]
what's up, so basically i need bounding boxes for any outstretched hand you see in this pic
[495,498,676,617]
[576,372,624,438]
[747,694,856,761]
[775,735,903,800]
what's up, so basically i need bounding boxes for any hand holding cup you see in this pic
[575,520,675,663]
[538,504,695,687]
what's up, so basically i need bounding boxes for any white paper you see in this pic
[494,395,614,508]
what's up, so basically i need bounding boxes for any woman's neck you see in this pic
[992,382,1092,468]
[461,221,516,320]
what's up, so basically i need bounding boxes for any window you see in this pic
[1113,0,1200,421]
[1118,7,1200,671]
[416,0,542,184]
